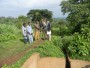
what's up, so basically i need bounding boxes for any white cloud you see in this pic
[0,0,67,18]
[0,0,61,8]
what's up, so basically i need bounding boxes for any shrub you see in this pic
[52,35,63,48]
[59,25,70,36]
[68,32,90,58]
[32,41,63,57]
[0,34,18,42]
[52,28,60,36]
[0,24,19,34]
[0,24,20,42]
[62,36,72,49]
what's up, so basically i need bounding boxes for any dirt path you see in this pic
[0,39,44,68]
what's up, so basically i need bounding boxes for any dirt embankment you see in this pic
[22,53,90,68]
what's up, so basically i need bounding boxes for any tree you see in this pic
[18,15,28,22]
[27,9,52,22]
[16,15,28,29]
[60,0,90,57]
[60,0,90,33]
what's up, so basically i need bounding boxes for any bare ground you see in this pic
[22,53,90,68]
[38,57,90,68]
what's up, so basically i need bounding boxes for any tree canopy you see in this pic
[18,15,28,22]
[60,0,90,28]
[27,9,52,22]
[60,0,90,57]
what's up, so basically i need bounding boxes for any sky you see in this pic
[0,0,67,18]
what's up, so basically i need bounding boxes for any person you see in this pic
[27,22,33,43]
[22,23,28,44]
[46,21,51,41]
[34,21,40,40]
[41,19,47,39]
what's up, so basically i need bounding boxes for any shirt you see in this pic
[46,22,51,31]
[27,25,33,34]
[34,24,40,31]
[22,26,27,36]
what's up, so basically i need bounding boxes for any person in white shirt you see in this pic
[22,23,28,44]
[27,22,33,43]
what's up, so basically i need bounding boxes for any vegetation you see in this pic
[2,36,64,68]
[0,2,90,67]
[61,0,90,23]
[16,15,29,29]
[60,0,90,59]
[0,24,20,42]
[27,9,52,21]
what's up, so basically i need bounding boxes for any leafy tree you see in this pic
[60,0,90,58]
[16,15,28,29]
[27,9,52,22]
[60,0,90,33]
[18,15,28,22]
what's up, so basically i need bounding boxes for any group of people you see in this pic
[22,19,51,44]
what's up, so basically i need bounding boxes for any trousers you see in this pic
[35,31,39,40]
[28,35,33,43]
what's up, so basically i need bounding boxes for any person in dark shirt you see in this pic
[46,21,51,41]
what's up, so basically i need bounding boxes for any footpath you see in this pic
[0,39,44,68]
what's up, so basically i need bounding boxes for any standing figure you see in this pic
[41,19,47,39]
[22,23,28,44]
[46,21,51,41]
[27,22,33,43]
[34,21,40,40]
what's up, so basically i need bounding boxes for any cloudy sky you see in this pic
[0,0,67,18]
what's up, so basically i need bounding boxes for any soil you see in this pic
[21,53,90,68]
[38,57,90,68]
